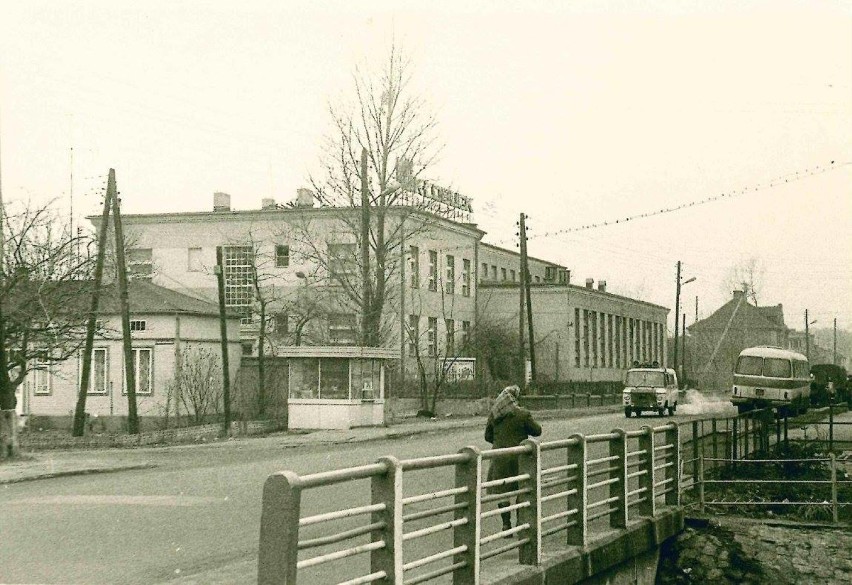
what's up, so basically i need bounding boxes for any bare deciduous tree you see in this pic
[725,257,765,305]
[170,347,223,425]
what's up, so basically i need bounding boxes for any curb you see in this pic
[0,463,157,485]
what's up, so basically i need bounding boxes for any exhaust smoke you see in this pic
[678,389,736,416]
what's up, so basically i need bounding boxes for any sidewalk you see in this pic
[0,404,621,485]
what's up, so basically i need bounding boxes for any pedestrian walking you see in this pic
[484,385,542,533]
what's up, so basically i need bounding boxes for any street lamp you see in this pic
[804,310,817,362]
[673,260,696,381]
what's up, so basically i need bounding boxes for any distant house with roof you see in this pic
[686,289,790,392]
[16,281,241,430]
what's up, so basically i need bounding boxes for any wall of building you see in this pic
[478,242,567,285]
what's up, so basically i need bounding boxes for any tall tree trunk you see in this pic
[257,301,266,417]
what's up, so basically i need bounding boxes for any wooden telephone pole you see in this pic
[673,261,681,376]
[215,247,232,435]
[518,213,536,386]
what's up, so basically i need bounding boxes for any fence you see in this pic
[697,454,851,524]
[520,393,621,410]
[257,422,680,585]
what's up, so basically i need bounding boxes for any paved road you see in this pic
[0,411,685,585]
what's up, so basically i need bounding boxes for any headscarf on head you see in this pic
[490,385,521,423]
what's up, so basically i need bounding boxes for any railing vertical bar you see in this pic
[637,426,655,517]
[371,456,402,583]
[610,429,628,528]
[830,452,839,524]
[711,419,718,475]
[566,433,587,547]
[698,455,705,514]
[453,446,481,585]
[518,438,541,566]
[665,423,680,507]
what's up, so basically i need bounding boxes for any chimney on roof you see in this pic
[261,198,276,210]
[213,192,231,212]
[733,289,745,300]
[597,280,607,292]
[296,188,315,208]
[585,278,594,289]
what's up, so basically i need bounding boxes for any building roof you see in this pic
[478,241,568,269]
[479,281,669,311]
[689,293,788,333]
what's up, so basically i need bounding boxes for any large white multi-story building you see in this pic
[93,190,667,386]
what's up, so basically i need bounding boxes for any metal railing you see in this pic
[257,422,680,585]
[697,454,852,524]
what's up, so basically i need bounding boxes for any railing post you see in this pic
[829,399,834,453]
[372,456,403,583]
[637,425,655,518]
[732,418,738,464]
[711,419,718,474]
[698,455,705,514]
[258,471,303,585]
[743,415,750,458]
[609,429,628,528]
[691,420,699,487]
[518,438,541,566]
[453,446,481,585]
[566,433,587,547]
[830,453,839,524]
[664,423,680,507]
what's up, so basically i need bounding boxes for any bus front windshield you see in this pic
[735,356,792,378]
[626,371,665,387]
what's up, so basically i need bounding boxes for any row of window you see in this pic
[31,347,153,396]
[573,309,664,369]
[406,316,471,358]
[407,247,472,296]
[479,263,568,285]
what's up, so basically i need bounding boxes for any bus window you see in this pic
[793,360,809,378]
[764,358,791,378]
[736,356,763,375]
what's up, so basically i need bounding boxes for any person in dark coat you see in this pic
[484,385,542,532]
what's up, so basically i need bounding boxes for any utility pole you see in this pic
[805,309,810,363]
[72,178,112,436]
[360,148,372,347]
[673,261,681,378]
[517,216,525,386]
[681,313,687,389]
[215,247,232,436]
[0,109,11,456]
[519,213,536,386]
[111,175,138,435]
[695,296,698,323]
[833,318,837,365]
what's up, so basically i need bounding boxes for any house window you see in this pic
[328,243,357,279]
[275,245,290,267]
[319,358,349,399]
[558,270,568,284]
[32,356,51,396]
[408,246,419,288]
[427,317,438,357]
[481,262,488,281]
[445,319,455,355]
[591,312,598,367]
[462,259,471,297]
[445,255,455,295]
[223,245,255,324]
[582,310,589,367]
[407,315,419,356]
[491,265,497,280]
[241,341,254,356]
[428,250,438,291]
[130,320,146,332]
[501,268,507,281]
[187,247,203,272]
[511,269,516,282]
[124,348,153,395]
[615,317,622,368]
[461,320,471,351]
[607,314,613,368]
[88,348,108,395]
[574,308,581,367]
[328,314,357,345]
[599,314,606,367]
[545,267,556,281]
[127,248,153,281]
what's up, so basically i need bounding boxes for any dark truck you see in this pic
[810,364,848,406]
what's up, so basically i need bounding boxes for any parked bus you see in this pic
[731,346,810,415]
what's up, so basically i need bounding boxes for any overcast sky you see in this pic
[1,0,850,339]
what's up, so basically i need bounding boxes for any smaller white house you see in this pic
[17,281,242,429]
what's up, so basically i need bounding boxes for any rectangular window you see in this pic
[462,259,471,297]
[130,320,146,332]
[328,243,357,279]
[615,317,621,368]
[32,356,51,395]
[583,310,589,367]
[602,314,608,367]
[510,269,516,282]
[187,247,203,272]
[274,313,289,334]
[223,245,255,324]
[127,248,153,281]
[574,308,581,367]
[628,319,634,364]
[289,357,319,398]
[428,250,438,291]
[461,320,471,351]
[407,315,419,356]
[275,244,290,267]
[658,324,664,366]
[591,312,598,367]
[445,319,455,355]
[408,246,420,288]
[545,266,556,281]
[607,314,614,368]
[445,255,455,295]
[481,262,489,281]
[501,268,507,281]
[328,314,357,345]
[427,317,438,357]
[88,348,108,395]
[130,348,153,395]
[319,358,350,399]
[241,341,254,356]
[491,265,497,280]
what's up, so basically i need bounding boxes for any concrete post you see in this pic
[454,446,481,585]
[637,426,655,518]
[610,429,628,528]
[518,438,541,566]
[371,456,403,583]
[664,424,680,507]
[691,420,699,487]
[257,471,303,585]
[566,434,587,547]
